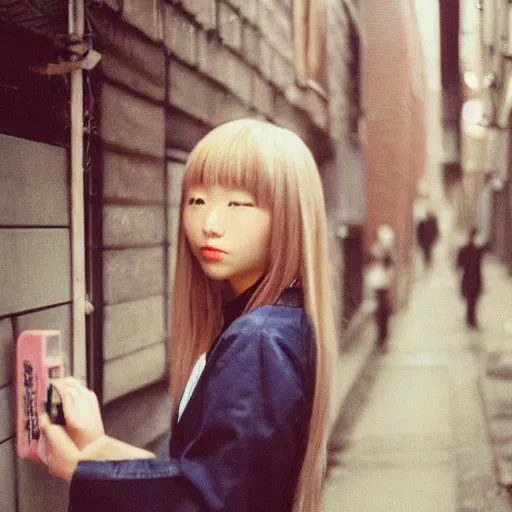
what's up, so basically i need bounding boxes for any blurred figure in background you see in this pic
[367,239,394,348]
[456,228,486,329]
[416,209,439,267]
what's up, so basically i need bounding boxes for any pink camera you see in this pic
[16,330,65,461]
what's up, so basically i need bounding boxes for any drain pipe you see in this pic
[69,0,87,384]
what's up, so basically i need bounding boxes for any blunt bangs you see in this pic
[182,120,274,208]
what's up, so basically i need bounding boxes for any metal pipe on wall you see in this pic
[69,0,87,384]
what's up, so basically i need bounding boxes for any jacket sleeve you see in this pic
[69,459,204,512]
[68,319,310,512]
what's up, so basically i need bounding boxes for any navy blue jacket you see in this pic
[68,288,316,512]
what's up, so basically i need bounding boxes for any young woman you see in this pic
[40,118,337,512]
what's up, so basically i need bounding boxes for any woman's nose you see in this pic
[203,207,224,237]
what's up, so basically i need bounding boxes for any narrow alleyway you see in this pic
[322,237,512,511]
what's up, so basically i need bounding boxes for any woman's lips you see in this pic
[200,247,226,262]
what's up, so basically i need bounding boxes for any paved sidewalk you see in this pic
[475,258,512,489]
[322,241,512,511]
[327,300,378,440]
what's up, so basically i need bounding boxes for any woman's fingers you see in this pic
[50,377,86,400]
[47,378,105,450]
[39,413,80,481]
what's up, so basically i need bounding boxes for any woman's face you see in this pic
[183,184,271,296]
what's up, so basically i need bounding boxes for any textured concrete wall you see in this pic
[322,1,365,338]
[323,2,350,338]
[89,5,167,419]
[0,134,71,512]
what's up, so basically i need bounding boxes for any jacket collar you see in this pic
[222,278,304,335]
[275,284,304,308]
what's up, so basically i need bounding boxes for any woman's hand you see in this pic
[50,377,105,450]
[39,413,82,480]
[39,378,154,480]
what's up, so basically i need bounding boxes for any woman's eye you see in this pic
[188,197,205,205]
[228,201,253,207]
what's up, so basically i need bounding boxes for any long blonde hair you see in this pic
[169,119,337,511]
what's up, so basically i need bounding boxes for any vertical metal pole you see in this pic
[69,0,87,383]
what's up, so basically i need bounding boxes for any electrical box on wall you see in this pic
[16,330,65,461]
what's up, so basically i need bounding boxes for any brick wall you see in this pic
[361,0,427,308]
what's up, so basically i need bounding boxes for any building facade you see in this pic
[470,0,512,273]
[360,0,427,308]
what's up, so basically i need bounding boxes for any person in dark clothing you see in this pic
[417,210,439,266]
[36,119,338,512]
[367,246,394,347]
[456,228,485,329]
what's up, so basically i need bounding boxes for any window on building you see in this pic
[293,0,327,91]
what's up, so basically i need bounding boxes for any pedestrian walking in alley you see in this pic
[367,242,394,348]
[37,119,337,512]
[456,228,486,329]
[416,209,439,267]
